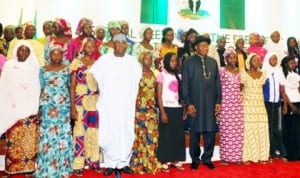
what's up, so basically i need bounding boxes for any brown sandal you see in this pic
[220,160,228,166]
[2,173,11,178]
[25,172,34,178]
[92,167,102,173]
[74,169,83,177]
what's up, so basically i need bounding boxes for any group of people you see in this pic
[0,18,300,178]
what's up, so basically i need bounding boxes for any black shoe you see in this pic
[190,162,200,170]
[104,168,114,176]
[121,166,133,174]
[203,162,216,169]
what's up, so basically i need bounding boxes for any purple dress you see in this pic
[219,68,244,162]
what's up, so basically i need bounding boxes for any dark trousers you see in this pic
[265,102,286,157]
[184,117,191,132]
[189,131,215,163]
[282,102,300,161]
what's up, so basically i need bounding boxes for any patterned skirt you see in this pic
[5,115,39,174]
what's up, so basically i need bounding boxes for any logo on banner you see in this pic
[178,0,210,20]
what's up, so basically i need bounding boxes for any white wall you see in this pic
[0,0,299,46]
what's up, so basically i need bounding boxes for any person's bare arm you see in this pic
[157,82,168,123]
[70,73,78,120]
[280,85,298,114]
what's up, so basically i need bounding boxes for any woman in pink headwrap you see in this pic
[45,18,72,65]
[219,47,244,165]
[67,18,101,61]
[247,33,267,63]
[45,17,72,65]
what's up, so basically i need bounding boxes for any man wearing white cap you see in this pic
[90,33,142,178]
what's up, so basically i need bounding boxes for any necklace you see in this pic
[201,58,211,79]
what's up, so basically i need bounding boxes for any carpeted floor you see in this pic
[1,159,299,178]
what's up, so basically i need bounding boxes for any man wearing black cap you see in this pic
[182,35,221,170]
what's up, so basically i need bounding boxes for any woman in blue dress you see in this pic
[34,45,73,178]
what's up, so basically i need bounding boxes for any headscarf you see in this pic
[4,25,15,32]
[262,52,282,77]
[49,44,65,54]
[23,21,35,30]
[79,37,95,53]
[245,53,258,70]
[0,40,40,134]
[76,18,93,35]
[263,52,277,69]
[249,32,260,45]
[119,20,128,27]
[53,17,72,38]
[108,21,121,30]
[176,28,185,40]
[216,36,226,44]
[22,21,36,39]
[139,26,152,39]
[95,25,105,32]
[223,47,236,59]
[43,20,53,29]
[139,51,152,63]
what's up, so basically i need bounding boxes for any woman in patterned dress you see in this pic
[66,18,101,62]
[0,40,40,178]
[130,51,161,174]
[70,38,101,176]
[241,53,270,164]
[219,48,244,165]
[34,45,73,178]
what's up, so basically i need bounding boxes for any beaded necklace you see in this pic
[201,57,211,79]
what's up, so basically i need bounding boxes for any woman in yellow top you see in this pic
[235,38,247,71]
[156,27,178,72]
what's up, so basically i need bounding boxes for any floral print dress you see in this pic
[130,74,161,174]
[34,67,74,178]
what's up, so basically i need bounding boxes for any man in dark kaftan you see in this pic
[182,35,221,170]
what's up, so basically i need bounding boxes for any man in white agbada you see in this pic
[264,31,286,65]
[90,33,141,177]
[0,40,40,135]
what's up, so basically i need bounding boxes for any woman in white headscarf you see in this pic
[262,52,287,161]
[0,40,40,177]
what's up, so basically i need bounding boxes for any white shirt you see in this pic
[283,72,300,103]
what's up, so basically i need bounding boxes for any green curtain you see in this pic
[220,0,245,30]
[140,0,168,25]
